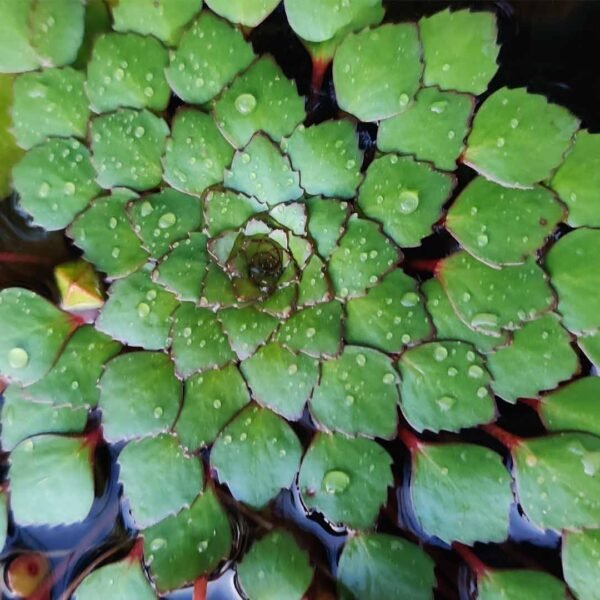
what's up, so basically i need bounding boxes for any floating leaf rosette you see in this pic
[0,2,597,598]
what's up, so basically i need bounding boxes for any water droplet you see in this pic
[109,217,118,229]
[197,540,209,553]
[434,345,448,361]
[436,395,456,411]
[401,291,419,307]
[8,347,29,369]
[582,452,600,476]
[383,373,395,384]
[525,454,538,467]
[234,93,257,115]
[306,327,316,338]
[399,190,419,214]
[468,365,484,379]
[38,182,50,197]
[442,63,450,72]
[323,469,350,494]
[447,367,458,377]
[153,406,163,418]
[140,201,154,216]
[355,353,366,366]
[496,137,505,148]
[447,130,456,140]
[477,233,489,247]
[399,93,409,106]
[213,399,221,409]
[182,327,192,338]
[288,364,298,375]
[466,351,476,362]
[158,212,177,229]
[134,126,145,138]
[137,302,150,318]
[64,182,76,196]
[430,100,448,114]
[510,118,519,128]
[476,386,488,399]
[345,395,355,406]
[71,380,79,390]
[23,439,34,452]
[471,313,498,329]
[151,538,166,551]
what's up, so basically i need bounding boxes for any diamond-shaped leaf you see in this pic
[358,155,454,248]
[205,0,279,27]
[99,351,180,442]
[218,306,278,360]
[487,313,579,403]
[211,404,303,508]
[10,433,95,527]
[13,137,100,230]
[214,57,305,149]
[478,570,568,600]
[378,87,473,171]
[578,331,600,370]
[299,432,392,529]
[118,433,203,528]
[0,0,39,73]
[409,440,512,544]
[311,346,399,438]
[0,288,74,386]
[177,364,250,451]
[143,487,231,593]
[332,24,422,122]
[337,533,435,600]
[419,9,499,95]
[238,529,313,600]
[464,87,579,188]
[97,269,179,350]
[12,67,89,149]
[306,196,349,259]
[446,176,564,266]
[398,341,495,433]
[204,189,264,237]
[241,342,319,419]
[90,108,169,191]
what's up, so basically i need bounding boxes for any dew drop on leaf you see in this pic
[8,347,29,369]
[235,93,257,115]
[323,469,351,495]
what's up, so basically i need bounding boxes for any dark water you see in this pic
[1,1,600,598]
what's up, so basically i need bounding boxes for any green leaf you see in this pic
[170,303,235,377]
[545,228,600,335]
[143,487,231,593]
[0,288,74,386]
[19,325,121,409]
[218,306,278,360]
[297,255,332,306]
[154,233,209,302]
[285,0,384,43]
[487,313,579,403]
[410,441,512,544]
[74,0,112,69]
[276,301,342,358]
[90,108,169,191]
[238,529,313,600]
[28,0,85,68]
[305,196,349,259]
[578,330,600,370]
[177,363,250,450]
[1,385,87,452]
[163,110,235,198]
[446,176,564,266]
[464,87,579,188]
[513,433,600,531]
[128,188,203,259]
[328,215,399,298]
[550,130,600,227]
[437,251,554,337]
[284,120,363,199]
[13,137,100,231]
[111,0,202,45]
[337,533,435,600]
[12,67,89,150]
[378,87,473,171]
[0,0,38,73]
[205,0,279,27]
[358,155,454,248]
[332,24,422,122]
[311,346,399,439]
[211,404,303,508]
[86,32,170,113]
[478,569,568,600]
[118,433,203,528]
[166,12,254,105]
[74,551,156,600]
[0,75,23,198]
[346,270,432,353]
[398,341,495,433]
[204,189,264,237]
[99,352,180,442]
[225,135,302,206]
[214,57,305,149]
[10,434,95,527]
[200,263,237,307]
[422,278,509,353]
[68,189,149,279]
[97,269,179,350]
[562,529,600,600]
[419,9,499,95]
[241,343,319,419]
[299,433,392,529]
[540,377,600,438]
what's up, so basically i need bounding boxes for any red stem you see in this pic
[404,258,441,274]
[0,252,53,266]
[399,427,422,454]
[311,57,330,97]
[519,397,541,411]
[193,577,208,600]
[481,424,521,450]
[452,543,489,578]
[126,538,144,565]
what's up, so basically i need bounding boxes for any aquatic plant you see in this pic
[0,1,599,598]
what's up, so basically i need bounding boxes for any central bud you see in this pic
[246,238,284,293]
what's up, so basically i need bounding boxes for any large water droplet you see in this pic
[434,345,448,361]
[400,291,419,307]
[323,469,350,495]
[468,365,484,379]
[158,212,177,229]
[436,395,456,411]
[8,347,29,369]
[430,100,448,114]
[150,538,166,551]
[476,233,489,247]
[137,302,151,318]
[582,452,600,476]
[235,93,257,115]
[399,190,419,214]
[355,353,366,367]
[153,406,163,418]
